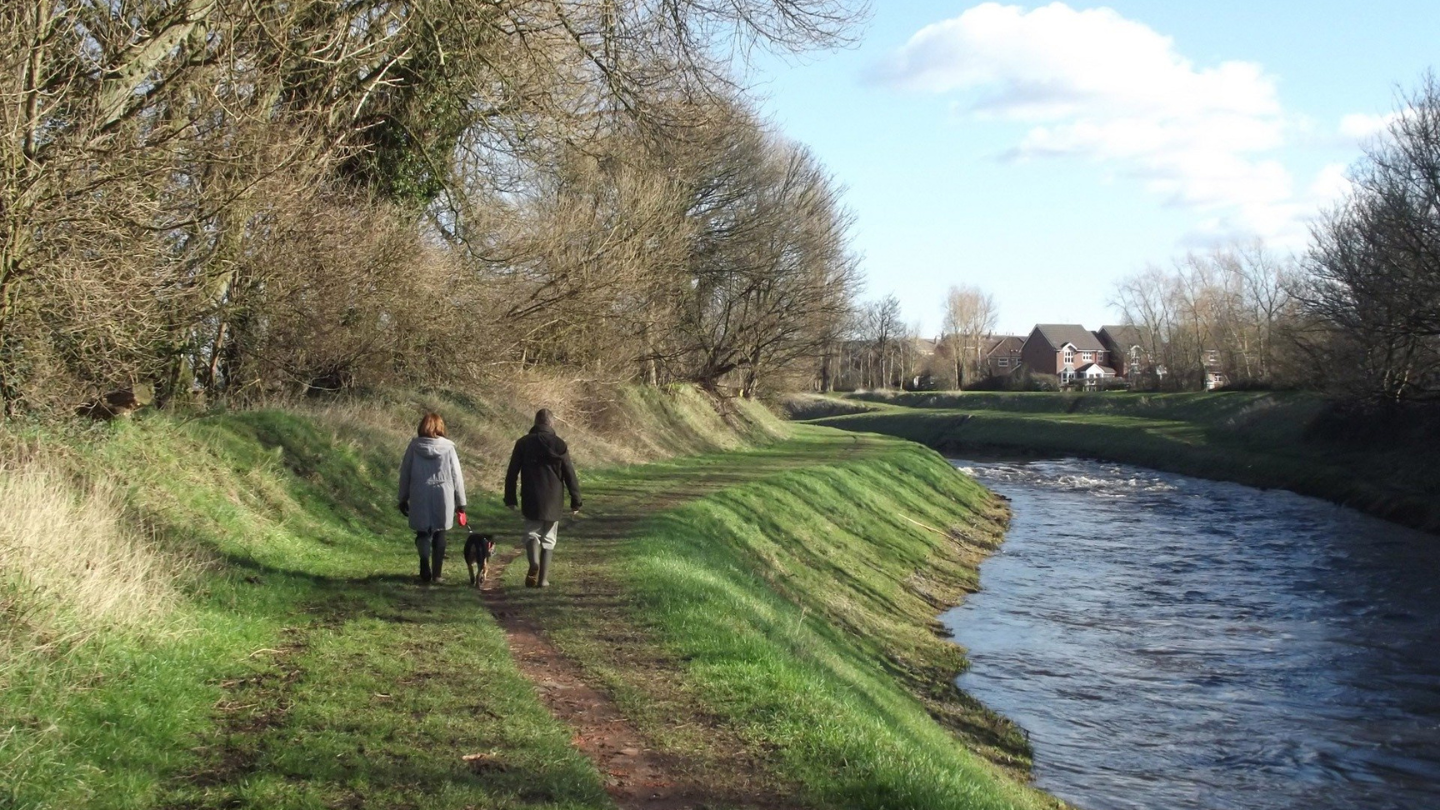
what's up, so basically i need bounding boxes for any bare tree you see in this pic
[1211,241,1296,385]
[941,285,997,389]
[1294,72,1440,405]
[863,295,904,389]
[1112,245,1298,391]
[0,0,871,415]
[1112,265,1174,389]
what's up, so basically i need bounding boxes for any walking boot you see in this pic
[419,555,432,584]
[525,538,541,588]
[538,548,553,588]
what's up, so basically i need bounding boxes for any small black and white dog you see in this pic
[463,532,496,588]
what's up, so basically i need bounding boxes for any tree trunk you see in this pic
[0,248,29,415]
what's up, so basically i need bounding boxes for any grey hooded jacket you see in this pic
[399,436,467,531]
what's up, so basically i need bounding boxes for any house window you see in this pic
[1081,352,1093,362]
[1063,347,1074,365]
[998,358,1009,368]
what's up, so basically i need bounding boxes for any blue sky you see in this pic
[745,1,1440,335]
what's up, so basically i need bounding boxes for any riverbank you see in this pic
[2,383,1058,809]
[797,390,1440,534]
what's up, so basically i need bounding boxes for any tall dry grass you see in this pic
[0,464,185,653]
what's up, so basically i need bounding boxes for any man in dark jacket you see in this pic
[504,409,582,587]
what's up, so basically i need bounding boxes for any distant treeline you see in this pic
[0,0,864,415]
[1115,74,1440,412]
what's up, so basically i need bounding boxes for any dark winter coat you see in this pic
[399,436,467,531]
[504,425,582,522]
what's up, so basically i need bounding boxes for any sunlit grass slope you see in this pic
[541,427,1062,810]
[4,383,1066,810]
[1,382,781,810]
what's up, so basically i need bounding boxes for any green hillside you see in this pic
[2,385,1058,809]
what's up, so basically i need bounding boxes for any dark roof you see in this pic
[1030,324,1105,353]
[984,335,1025,357]
[1098,325,1146,350]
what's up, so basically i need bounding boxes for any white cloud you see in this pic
[877,2,1323,244]
[1338,112,1396,142]
[1309,162,1352,200]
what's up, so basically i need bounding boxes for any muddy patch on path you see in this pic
[480,548,802,810]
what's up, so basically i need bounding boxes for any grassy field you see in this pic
[3,384,1059,810]
[798,390,1440,534]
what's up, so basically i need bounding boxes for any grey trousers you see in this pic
[524,520,560,551]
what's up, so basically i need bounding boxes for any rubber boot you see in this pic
[429,530,446,579]
[538,548,553,588]
[525,538,541,588]
[419,554,432,584]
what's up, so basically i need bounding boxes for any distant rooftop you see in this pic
[1030,324,1105,352]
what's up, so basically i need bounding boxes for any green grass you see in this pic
[807,391,1440,534]
[530,427,1060,810]
[3,409,613,810]
[2,385,781,810]
[4,386,1063,810]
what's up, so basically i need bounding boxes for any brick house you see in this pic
[1073,361,1118,389]
[1096,325,1151,380]
[1019,324,1114,387]
[982,335,1025,378]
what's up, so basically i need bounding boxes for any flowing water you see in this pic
[945,458,1440,810]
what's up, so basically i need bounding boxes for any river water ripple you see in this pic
[944,458,1440,810]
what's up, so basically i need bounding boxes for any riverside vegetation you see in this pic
[1,1,869,415]
[1,383,1062,810]
[795,390,1440,534]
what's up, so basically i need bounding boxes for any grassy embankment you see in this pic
[3,381,1058,810]
[794,390,1440,534]
[521,427,1055,809]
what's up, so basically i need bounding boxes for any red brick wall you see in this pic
[1021,330,1060,375]
[1020,334,1112,380]
[1097,333,1128,377]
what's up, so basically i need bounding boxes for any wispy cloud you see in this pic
[875,2,1351,246]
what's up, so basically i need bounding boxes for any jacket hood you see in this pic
[528,425,568,460]
[412,436,455,458]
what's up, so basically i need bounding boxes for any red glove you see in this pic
[457,509,467,527]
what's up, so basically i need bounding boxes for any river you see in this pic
[944,457,1440,810]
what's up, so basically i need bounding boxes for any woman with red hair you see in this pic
[398,412,467,583]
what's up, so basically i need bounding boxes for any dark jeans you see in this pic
[415,530,447,581]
